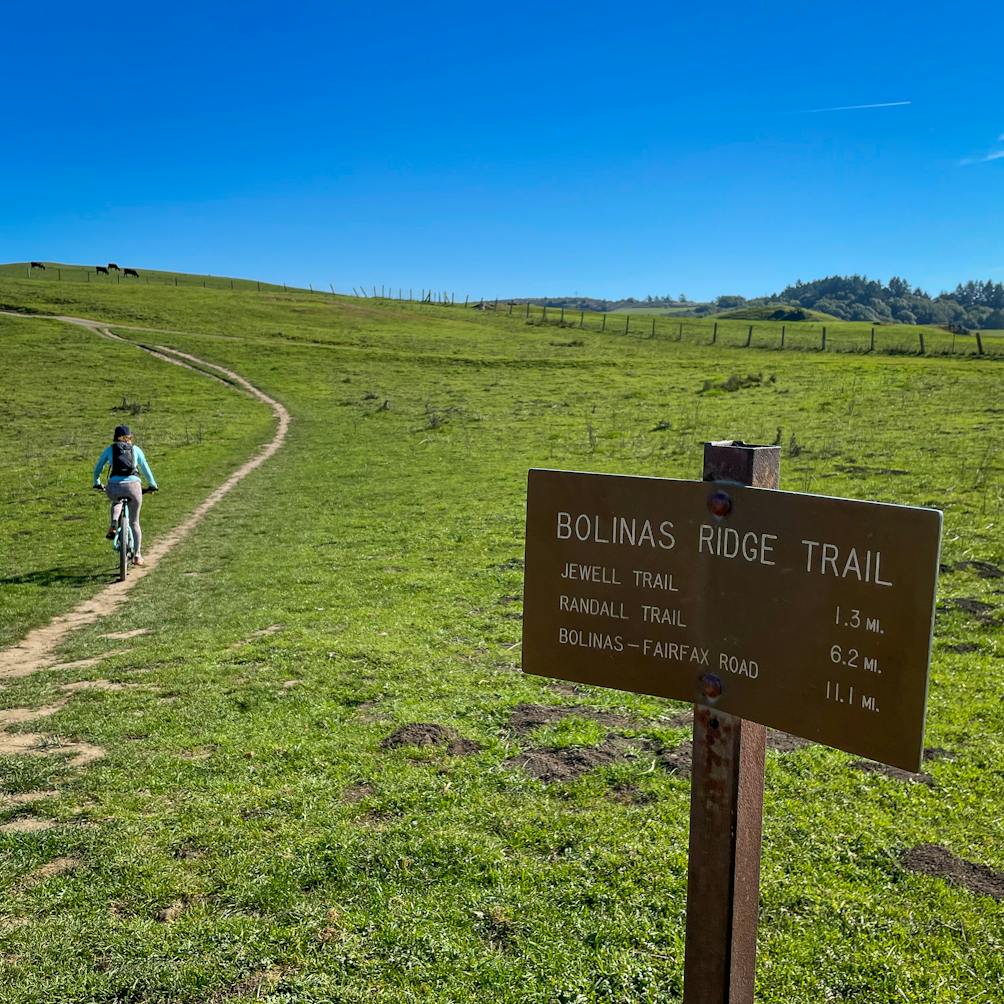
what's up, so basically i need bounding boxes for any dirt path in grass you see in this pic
[0,312,290,681]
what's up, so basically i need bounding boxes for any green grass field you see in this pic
[0,268,1001,1003]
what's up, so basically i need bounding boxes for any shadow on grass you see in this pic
[0,568,110,588]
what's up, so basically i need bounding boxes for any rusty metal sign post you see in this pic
[683,442,776,1004]
[520,441,942,1004]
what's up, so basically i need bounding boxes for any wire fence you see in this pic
[442,299,1002,359]
[7,267,1000,358]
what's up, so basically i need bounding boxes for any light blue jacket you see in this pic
[93,444,158,488]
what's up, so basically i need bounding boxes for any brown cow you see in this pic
[30,261,45,270]
[107,263,120,271]
[123,268,139,278]
[95,266,109,275]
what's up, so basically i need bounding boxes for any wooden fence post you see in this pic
[976,331,984,355]
[918,330,925,354]
[712,321,717,345]
[781,324,786,349]
[602,314,606,332]
[821,326,827,351]
[652,318,656,337]
[745,325,753,347]
[682,441,777,1004]
[625,315,630,335]
[870,327,875,352]
[580,310,584,328]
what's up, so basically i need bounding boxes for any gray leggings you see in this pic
[106,481,143,555]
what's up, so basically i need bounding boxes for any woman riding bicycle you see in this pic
[93,425,158,566]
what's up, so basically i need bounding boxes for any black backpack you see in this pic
[111,441,138,477]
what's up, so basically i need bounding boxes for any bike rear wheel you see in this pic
[118,504,129,582]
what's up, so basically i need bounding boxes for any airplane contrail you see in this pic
[804,100,911,113]
[960,150,1004,166]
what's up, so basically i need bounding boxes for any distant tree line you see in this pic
[734,275,1004,329]
[512,275,1004,328]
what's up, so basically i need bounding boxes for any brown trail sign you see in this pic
[521,442,942,1002]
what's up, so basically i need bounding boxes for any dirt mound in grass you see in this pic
[767,729,813,753]
[209,965,291,1002]
[953,560,1003,580]
[342,783,374,803]
[381,723,481,755]
[938,597,999,624]
[18,855,81,891]
[652,739,693,775]
[506,739,628,783]
[155,901,187,923]
[0,817,58,834]
[506,702,633,736]
[902,844,1004,900]
[607,782,657,805]
[643,729,809,779]
[0,700,106,768]
[0,790,58,809]
[506,714,812,783]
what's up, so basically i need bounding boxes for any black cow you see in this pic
[30,261,45,270]
[123,268,139,278]
[95,266,109,275]
[107,262,120,271]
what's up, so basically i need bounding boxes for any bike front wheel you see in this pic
[118,506,129,581]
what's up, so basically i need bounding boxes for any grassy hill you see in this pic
[714,304,841,322]
[0,266,1001,1002]
[0,260,295,295]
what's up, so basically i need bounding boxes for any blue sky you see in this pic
[2,0,1002,300]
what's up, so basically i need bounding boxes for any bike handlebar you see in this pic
[93,485,159,493]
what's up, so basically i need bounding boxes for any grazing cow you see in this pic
[123,267,139,278]
[107,263,120,271]
[30,261,45,270]
[95,266,109,275]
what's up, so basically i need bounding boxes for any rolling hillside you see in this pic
[0,264,1000,1003]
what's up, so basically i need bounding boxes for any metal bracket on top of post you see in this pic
[683,440,780,1004]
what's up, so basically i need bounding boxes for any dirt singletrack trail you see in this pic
[0,312,290,681]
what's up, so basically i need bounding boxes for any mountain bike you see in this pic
[95,486,156,581]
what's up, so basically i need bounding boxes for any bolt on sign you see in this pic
[522,468,942,772]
